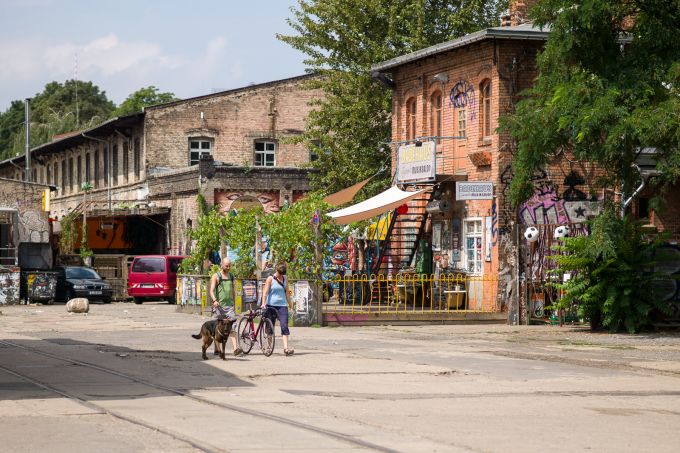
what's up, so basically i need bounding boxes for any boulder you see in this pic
[66,298,89,313]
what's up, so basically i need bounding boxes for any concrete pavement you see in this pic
[1,302,679,452]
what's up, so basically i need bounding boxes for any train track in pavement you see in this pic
[0,338,399,453]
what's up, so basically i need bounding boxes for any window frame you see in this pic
[463,218,484,275]
[458,109,467,138]
[480,79,492,139]
[188,138,213,166]
[430,91,442,144]
[133,138,141,179]
[254,140,276,167]
[406,97,417,141]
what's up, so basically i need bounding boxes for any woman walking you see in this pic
[261,261,294,356]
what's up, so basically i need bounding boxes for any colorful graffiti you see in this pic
[449,79,477,122]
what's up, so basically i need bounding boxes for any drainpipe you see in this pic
[621,164,644,218]
[81,132,110,210]
[25,99,31,182]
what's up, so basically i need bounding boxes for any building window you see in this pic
[112,145,119,184]
[406,97,417,141]
[480,80,491,138]
[85,153,91,184]
[61,160,67,191]
[53,162,59,189]
[430,91,442,143]
[464,219,483,275]
[133,138,141,179]
[458,109,467,138]
[94,149,100,188]
[68,158,73,190]
[46,165,51,185]
[254,140,276,167]
[189,139,212,166]
[122,141,129,183]
[77,155,82,187]
[103,146,109,185]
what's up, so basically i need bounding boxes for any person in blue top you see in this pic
[261,261,294,356]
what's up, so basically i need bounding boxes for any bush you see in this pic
[551,208,672,333]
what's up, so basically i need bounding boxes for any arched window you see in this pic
[480,80,492,138]
[406,97,417,141]
[430,91,442,144]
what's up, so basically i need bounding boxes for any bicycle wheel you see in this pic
[259,317,275,357]
[237,317,254,355]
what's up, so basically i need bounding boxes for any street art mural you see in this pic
[215,191,280,214]
[449,79,477,122]
[655,245,680,315]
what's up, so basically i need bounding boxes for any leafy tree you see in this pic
[0,80,115,160]
[500,0,680,206]
[279,0,507,197]
[551,207,672,333]
[112,86,178,117]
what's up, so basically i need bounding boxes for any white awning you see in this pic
[326,186,426,225]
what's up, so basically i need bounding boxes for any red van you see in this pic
[127,255,185,304]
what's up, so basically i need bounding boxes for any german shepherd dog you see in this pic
[191,319,233,360]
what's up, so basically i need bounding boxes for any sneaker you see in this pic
[233,347,243,357]
[284,349,294,356]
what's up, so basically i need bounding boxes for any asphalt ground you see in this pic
[1,301,679,452]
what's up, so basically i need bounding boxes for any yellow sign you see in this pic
[41,189,50,212]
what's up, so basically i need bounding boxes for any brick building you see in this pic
[368,1,679,322]
[0,74,323,275]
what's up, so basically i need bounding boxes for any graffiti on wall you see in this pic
[0,268,20,305]
[655,245,680,315]
[449,79,477,122]
[215,191,280,214]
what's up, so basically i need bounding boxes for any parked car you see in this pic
[55,266,113,303]
[127,255,185,304]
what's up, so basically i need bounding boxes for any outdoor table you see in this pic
[443,289,466,310]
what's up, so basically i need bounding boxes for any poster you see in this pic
[485,216,492,262]
[241,279,258,306]
[294,280,310,314]
[432,222,442,251]
[451,219,461,262]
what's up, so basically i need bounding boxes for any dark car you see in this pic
[55,266,113,303]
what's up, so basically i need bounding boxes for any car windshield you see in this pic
[132,258,165,273]
[66,267,101,279]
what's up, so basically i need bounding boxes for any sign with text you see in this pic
[456,181,493,200]
[397,141,436,183]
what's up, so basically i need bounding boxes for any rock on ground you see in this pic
[66,298,89,313]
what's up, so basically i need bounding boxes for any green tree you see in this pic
[112,86,178,117]
[279,0,506,197]
[500,0,680,206]
[0,80,115,160]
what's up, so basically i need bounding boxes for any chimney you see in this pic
[501,0,537,27]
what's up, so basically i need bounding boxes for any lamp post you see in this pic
[80,182,93,265]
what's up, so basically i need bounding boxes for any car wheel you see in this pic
[134,297,143,305]
[103,298,112,304]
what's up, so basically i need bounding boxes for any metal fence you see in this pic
[322,273,500,314]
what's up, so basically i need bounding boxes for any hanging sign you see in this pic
[397,141,436,183]
[456,181,493,200]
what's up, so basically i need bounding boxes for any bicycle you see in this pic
[236,308,275,356]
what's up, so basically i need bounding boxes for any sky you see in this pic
[0,0,308,111]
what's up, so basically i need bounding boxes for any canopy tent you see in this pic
[327,186,426,225]
[323,176,373,207]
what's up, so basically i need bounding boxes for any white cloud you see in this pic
[0,33,243,107]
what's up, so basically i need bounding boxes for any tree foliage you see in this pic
[180,194,344,279]
[278,0,507,197]
[0,80,115,160]
[501,0,680,206]
[112,86,177,117]
[551,207,672,333]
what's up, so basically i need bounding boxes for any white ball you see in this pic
[524,226,540,242]
[553,225,570,239]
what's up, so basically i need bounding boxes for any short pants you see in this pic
[265,305,290,336]
[212,305,237,322]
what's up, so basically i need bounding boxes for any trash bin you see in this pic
[23,270,58,305]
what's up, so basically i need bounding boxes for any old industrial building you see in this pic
[0,74,323,298]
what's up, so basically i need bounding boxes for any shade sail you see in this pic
[327,186,426,225]
[323,177,373,207]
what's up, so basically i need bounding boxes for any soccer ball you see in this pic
[524,226,540,242]
[553,225,570,240]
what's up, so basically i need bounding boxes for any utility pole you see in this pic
[25,99,31,182]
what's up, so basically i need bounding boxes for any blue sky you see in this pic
[0,0,308,110]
